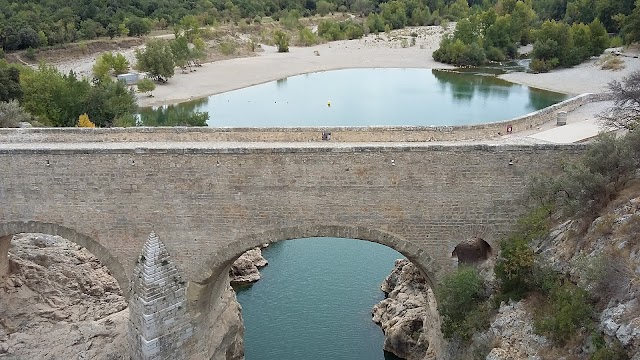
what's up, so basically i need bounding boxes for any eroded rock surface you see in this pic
[229,247,268,285]
[0,233,128,359]
[372,259,443,360]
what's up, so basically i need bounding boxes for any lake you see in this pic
[139,68,568,127]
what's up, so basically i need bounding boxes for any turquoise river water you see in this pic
[235,238,405,360]
[140,68,568,127]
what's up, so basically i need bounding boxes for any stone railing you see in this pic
[0,93,611,143]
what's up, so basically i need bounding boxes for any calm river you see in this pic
[140,68,567,127]
[235,238,405,360]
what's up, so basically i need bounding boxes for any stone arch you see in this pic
[0,221,129,298]
[188,225,441,309]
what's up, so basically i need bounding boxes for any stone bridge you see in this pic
[0,129,587,359]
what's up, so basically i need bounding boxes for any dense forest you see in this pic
[2,0,634,51]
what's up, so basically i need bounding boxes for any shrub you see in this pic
[0,100,31,127]
[273,31,289,52]
[495,236,536,300]
[609,36,624,48]
[529,58,558,73]
[534,282,593,345]
[218,40,237,55]
[25,47,37,61]
[298,28,318,46]
[486,46,506,62]
[597,54,625,71]
[436,266,489,341]
[137,78,156,97]
[77,113,96,128]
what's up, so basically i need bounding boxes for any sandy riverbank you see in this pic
[135,26,454,107]
[49,25,640,108]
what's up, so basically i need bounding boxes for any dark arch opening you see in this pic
[451,237,493,265]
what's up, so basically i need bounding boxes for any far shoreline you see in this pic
[48,25,640,109]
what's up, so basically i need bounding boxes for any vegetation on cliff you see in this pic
[433,75,640,358]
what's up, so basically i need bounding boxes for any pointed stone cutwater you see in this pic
[128,232,194,360]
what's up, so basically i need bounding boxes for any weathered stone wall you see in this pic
[0,93,609,143]
[0,141,587,357]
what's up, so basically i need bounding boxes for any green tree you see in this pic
[531,20,577,71]
[380,1,408,29]
[588,19,609,56]
[0,66,23,102]
[85,78,137,127]
[135,39,175,82]
[622,1,640,44]
[316,0,336,15]
[273,31,290,52]
[137,78,156,97]
[170,36,191,71]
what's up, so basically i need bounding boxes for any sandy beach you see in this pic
[50,25,640,107]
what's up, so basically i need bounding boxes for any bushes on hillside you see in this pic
[530,19,609,72]
[436,266,490,341]
[318,20,364,41]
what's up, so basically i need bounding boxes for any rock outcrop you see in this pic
[533,194,640,356]
[0,233,128,359]
[372,259,443,360]
[484,301,549,360]
[0,233,249,360]
[229,247,268,285]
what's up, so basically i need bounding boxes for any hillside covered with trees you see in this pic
[433,0,639,71]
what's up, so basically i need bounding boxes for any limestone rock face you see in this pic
[229,247,268,285]
[0,233,247,360]
[0,233,128,359]
[484,301,549,360]
[533,194,640,356]
[372,259,443,360]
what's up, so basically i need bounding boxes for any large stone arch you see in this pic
[187,224,442,310]
[0,221,129,298]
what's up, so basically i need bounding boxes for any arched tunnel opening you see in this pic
[451,237,493,266]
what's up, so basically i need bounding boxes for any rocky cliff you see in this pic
[0,233,250,360]
[372,259,443,360]
[375,191,640,360]
[0,233,128,359]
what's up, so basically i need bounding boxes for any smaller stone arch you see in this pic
[0,221,129,298]
[451,237,493,265]
[188,225,442,310]
[449,224,497,266]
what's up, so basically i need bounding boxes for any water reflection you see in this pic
[138,97,209,125]
[431,69,512,102]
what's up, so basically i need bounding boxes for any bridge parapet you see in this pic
[0,93,610,143]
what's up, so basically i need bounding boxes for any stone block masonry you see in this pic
[0,137,588,358]
[128,232,194,360]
